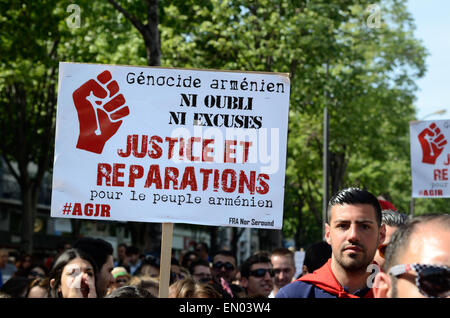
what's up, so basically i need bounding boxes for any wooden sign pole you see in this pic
[158,222,174,298]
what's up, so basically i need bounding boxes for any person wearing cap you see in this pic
[112,267,131,288]
[106,266,131,295]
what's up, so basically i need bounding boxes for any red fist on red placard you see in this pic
[73,70,129,154]
[418,123,447,164]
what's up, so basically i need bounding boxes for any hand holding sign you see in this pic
[418,123,447,164]
[73,70,130,154]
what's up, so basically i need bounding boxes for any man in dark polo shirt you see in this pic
[277,187,386,298]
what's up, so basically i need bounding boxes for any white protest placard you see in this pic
[410,119,450,198]
[51,62,290,229]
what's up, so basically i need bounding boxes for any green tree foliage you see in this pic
[284,1,429,246]
[0,0,67,252]
[0,0,146,252]
[157,0,429,246]
[0,0,438,252]
[158,0,380,246]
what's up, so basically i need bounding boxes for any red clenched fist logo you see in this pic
[73,70,130,154]
[418,123,447,164]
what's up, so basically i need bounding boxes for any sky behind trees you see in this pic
[407,0,450,120]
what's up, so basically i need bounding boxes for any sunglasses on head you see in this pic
[389,263,450,298]
[213,261,235,271]
[249,268,275,278]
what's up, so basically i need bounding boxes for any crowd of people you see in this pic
[0,187,448,298]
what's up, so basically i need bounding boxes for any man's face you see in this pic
[192,265,212,283]
[390,225,450,298]
[271,255,295,289]
[171,264,184,282]
[374,225,398,269]
[118,246,126,260]
[96,255,115,298]
[129,253,139,264]
[241,262,274,297]
[211,254,237,284]
[325,203,385,272]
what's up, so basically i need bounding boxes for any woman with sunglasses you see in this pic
[374,214,450,298]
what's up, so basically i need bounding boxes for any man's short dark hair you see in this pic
[383,214,450,272]
[240,251,271,278]
[271,247,293,257]
[0,276,32,298]
[105,285,154,298]
[327,187,382,226]
[188,258,211,275]
[125,245,140,256]
[303,241,332,273]
[382,209,408,227]
[171,257,180,266]
[73,237,113,270]
[213,250,236,262]
[271,247,294,263]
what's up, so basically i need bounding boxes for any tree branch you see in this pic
[1,154,20,182]
[106,0,145,33]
